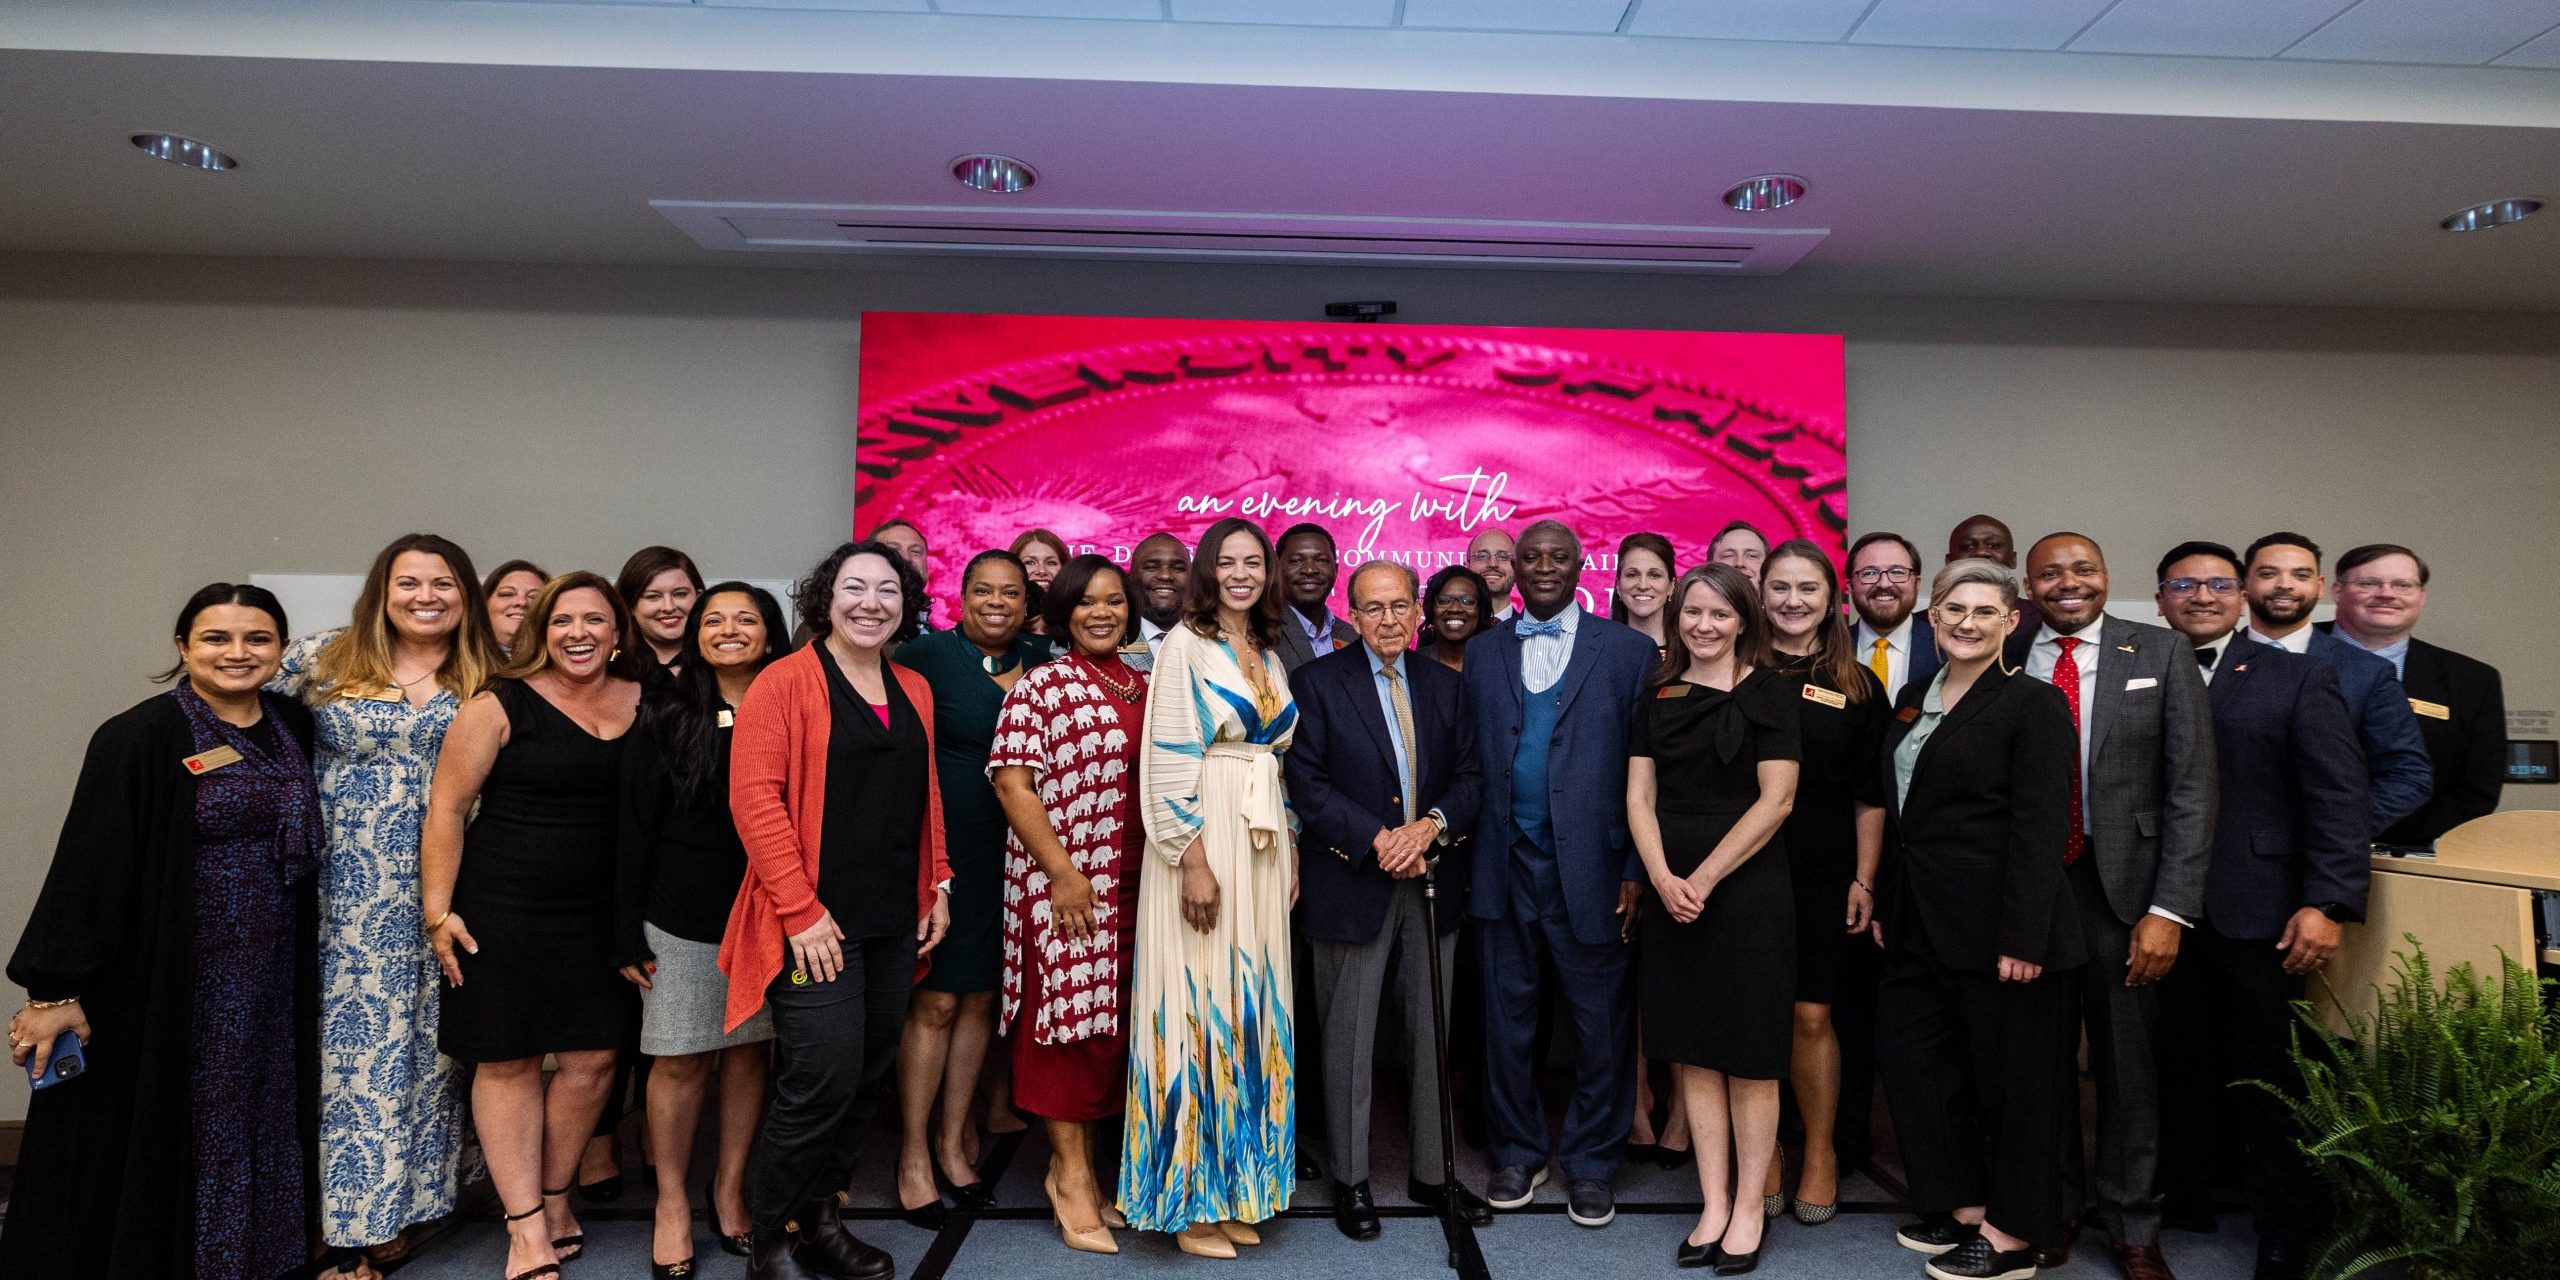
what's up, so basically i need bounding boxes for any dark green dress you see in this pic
[896,628,1053,994]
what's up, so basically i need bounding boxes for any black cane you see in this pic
[1421,859,1487,1275]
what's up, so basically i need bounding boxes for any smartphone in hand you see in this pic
[27,1031,85,1090]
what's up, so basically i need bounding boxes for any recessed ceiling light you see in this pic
[2439,198,2541,233]
[952,154,1035,194]
[1722,174,1805,214]
[130,132,238,172]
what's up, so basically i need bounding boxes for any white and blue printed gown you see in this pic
[273,633,464,1248]
[1121,623,1300,1233]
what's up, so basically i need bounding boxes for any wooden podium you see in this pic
[2319,810,2560,1030]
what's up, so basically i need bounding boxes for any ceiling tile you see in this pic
[2491,21,2560,64]
[934,0,1162,18]
[1850,0,2118,51]
[1625,0,1874,42]
[2283,0,2560,64]
[1171,0,1397,23]
[2070,0,2356,58]
[698,0,930,10]
[1401,0,1633,34]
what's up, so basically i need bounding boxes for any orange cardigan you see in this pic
[718,643,950,1032]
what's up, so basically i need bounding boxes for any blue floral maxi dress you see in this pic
[274,633,465,1247]
[1121,624,1299,1231]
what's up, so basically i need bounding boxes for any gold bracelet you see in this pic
[24,996,77,1010]
[423,910,451,935]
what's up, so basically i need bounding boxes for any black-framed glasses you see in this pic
[2161,577,2241,597]
[1852,566,1916,585]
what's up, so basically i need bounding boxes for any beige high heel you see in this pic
[1102,1203,1129,1230]
[1215,1220,1262,1247]
[1176,1224,1238,1259]
[1045,1173,1119,1255]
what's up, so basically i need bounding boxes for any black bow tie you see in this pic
[2195,646,2218,670]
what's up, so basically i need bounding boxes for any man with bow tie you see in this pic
[2146,541,2367,1280]
[1458,519,1658,1229]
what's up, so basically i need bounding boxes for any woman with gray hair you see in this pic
[1863,558,2086,1280]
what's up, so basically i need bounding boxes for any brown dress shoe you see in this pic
[2033,1216,2079,1269]
[2115,1243,2178,1280]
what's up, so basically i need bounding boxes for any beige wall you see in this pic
[2,250,2552,1119]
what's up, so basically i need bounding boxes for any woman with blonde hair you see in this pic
[271,532,501,1273]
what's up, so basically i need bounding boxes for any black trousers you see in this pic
[1876,932,2079,1248]
[749,935,916,1230]
[2156,921,2317,1244]
[1832,929,1887,1160]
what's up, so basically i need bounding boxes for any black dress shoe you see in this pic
[1333,1181,1382,1240]
[809,1196,897,1280]
[2254,1237,2307,1280]
[1925,1235,2039,1280]
[1712,1245,1761,1276]
[2032,1215,2078,1269]
[1407,1177,1494,1226]
[1676,1239,1722,1268]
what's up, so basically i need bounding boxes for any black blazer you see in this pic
[2200,637,2371,940]
[1874,664,2086,974]
[1287,643,1482,944]
[2323,630,2507,847]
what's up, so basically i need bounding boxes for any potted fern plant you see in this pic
[2271,940,2560,1279]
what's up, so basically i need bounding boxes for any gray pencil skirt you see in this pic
[639,922,774,1057]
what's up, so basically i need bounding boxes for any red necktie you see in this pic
[2054,635,2086,865]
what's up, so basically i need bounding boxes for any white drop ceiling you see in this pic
[2,0,2556,309]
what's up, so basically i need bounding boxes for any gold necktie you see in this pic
[1869,636,1892,687]
[1382,664,1420,822]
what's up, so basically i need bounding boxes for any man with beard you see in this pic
[1469,528,1518,622]
[1849,531,1941,702]
[1274,523,1358,674]
[2148,542,2367,1280]
[2238,533,2431,837]
[1124,531,1190,672]
[1461,520,1658,1230]
[2007,533,2214,1280]
[2321,543,2507,848]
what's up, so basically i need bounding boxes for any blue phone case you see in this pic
[27,1031,85,1089]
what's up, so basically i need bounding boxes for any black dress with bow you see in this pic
[1633,668,1802,1079]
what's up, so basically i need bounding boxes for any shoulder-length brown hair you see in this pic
[1010,528,1070,566]
[614,545,704,613]
[496,570,648,683]
[1763,538,1871,704]
[310,533,503,702]
[1609,531,1678,624]
[1181,518,1287,652]
[1654,563,1775,687]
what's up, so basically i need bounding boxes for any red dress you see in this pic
[988,651,1145,1122]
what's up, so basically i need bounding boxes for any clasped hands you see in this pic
[1647,865,1716,926]
[1371,819,1440,880]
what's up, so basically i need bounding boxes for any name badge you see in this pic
[2125,677,2158,691]
[2409,697,2451,721]
[1802,684,1847,710]
[717,709,735,728]
[183,745,244,775]
[1656,684,1692,699]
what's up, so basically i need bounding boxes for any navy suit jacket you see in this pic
[1286,644,1482,944]
[2300,628,2433,834]
[2313,628,2508,848]
[1459,610,1657,946]
[2202,637,2371,940]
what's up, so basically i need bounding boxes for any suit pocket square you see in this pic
[2124,677,2158,690]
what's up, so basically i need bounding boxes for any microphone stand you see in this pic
[1421,857,1487,1275]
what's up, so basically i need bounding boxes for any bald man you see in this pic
[1468,528,1518,621]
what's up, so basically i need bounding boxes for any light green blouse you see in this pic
[1892,667,1951,810]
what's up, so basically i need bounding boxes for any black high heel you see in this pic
[500,1203,562,1280]
[538,1185,585,1262]
[648,1260,696,1278]
[1677,1238,1724,1268]
[899,1194,950,1231]
[707,1177,753,1257]
[945,1176,995,1211]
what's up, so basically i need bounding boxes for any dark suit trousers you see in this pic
[1481,845,1634,1183]
[2060,855,2164,1246]
[1312,879,1456,1187]
[749,936,914,1229]
[2157,922,2318,1244]
[1875,929,2078,1247]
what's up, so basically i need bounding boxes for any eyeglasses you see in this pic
[1353,600,1417,620]
[1852,566,1915,585]
[2160,577,2241,597]
[1470,550,1513,565]
[1931,603,2009,626]
[2341,578,2422,594]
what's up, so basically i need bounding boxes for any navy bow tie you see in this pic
[1515,617,1564,638]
